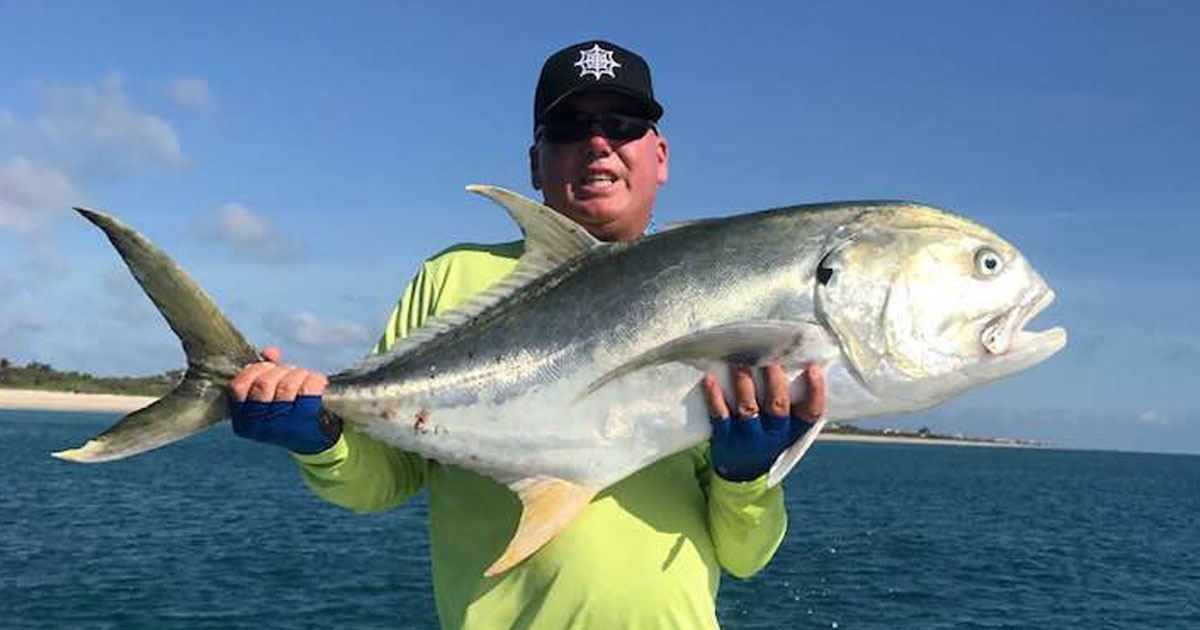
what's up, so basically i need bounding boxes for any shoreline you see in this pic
[0,387,1038,449]
[0,388,155,413]
[818,432,1041,449]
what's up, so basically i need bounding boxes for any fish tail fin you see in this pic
[52,382,227,463]
[53,207,259,463]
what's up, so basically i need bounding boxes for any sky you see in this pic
[1,1,1197,454]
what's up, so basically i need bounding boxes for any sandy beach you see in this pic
[0,388,155,413]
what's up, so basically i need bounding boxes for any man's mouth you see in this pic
[579,172,619,190]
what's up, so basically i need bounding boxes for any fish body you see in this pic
[328,197,838,489]
[55,186,1066,575]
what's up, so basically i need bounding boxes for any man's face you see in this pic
[531,93,668,243]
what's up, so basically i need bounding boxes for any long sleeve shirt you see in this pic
[293,241,788,630]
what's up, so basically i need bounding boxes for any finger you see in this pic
[260,346,283,363]
[230,362,278,402]
[792,363,827,423]
[246,366,292,403]
[273,369,311,403]
[762,363,790,418]
[701,373,730,419]
[298,372,328,397]
[730,364,759,419]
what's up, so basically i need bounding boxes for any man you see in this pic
[230,40,826,629]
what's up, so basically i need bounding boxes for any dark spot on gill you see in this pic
[817,254,835,286]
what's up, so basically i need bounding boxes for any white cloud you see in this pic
[166,77,214,113]
[0,73,194,375]
[32,73,185,177]
[1136,410,1168,426]
[206,202,302,263]
[216,202,268,241]
[264,311,373,350]
[0,156,82,235]
[0,73,188,241]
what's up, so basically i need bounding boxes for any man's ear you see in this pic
[656,134,669,185]
[529,144,542,190]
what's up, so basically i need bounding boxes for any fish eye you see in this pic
[974,247,1004,277]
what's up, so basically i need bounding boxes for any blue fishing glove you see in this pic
[229,395,341,454]
[709,412,811,482]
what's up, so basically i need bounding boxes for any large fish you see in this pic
[54,185,1066,575]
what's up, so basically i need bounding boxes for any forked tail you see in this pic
[52,208,259,463]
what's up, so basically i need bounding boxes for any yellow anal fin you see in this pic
[484,477,597,577]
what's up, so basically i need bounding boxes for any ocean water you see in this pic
[3,409,1197,629]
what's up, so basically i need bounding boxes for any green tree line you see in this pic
[0,358,179,397]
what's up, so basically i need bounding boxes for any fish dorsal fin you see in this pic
[663,218,706,231]
[466,184,601,267]
[347,186,601,373]
[485,477,597,576]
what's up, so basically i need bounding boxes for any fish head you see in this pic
[813,203,1067,406]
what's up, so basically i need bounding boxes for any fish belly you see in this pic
[328,363,713,489]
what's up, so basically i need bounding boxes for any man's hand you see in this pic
[228,346,341,454]
[702,363,826,482]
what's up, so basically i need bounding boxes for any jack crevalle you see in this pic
[54,185,1066,575]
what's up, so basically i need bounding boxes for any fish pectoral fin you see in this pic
[485,477,597,577]
[766,417,828,487]
[579,320,823,400]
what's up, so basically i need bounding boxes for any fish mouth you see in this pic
[981,288,1067,357]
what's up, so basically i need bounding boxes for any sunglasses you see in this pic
[536,112,655,144]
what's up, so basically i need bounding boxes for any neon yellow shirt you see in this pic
[294,241,788,630]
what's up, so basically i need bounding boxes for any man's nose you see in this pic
[584,128,613,157]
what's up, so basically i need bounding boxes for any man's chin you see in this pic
[565,198,627,223]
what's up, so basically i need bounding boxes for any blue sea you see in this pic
[3,409,1198,629]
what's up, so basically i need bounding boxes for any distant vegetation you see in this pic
[826,420,1045,447]
[0,358,179,397]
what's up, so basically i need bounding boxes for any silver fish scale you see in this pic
[321,204,864,484]
[328,203,849,403]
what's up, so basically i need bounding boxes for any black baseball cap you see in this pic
[534,40,664,128]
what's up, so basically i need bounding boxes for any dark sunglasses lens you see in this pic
[541,121,585,143]
[541,114,651,143]
[600,115,651,140]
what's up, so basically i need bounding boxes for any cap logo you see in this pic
[574,44,621,80]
